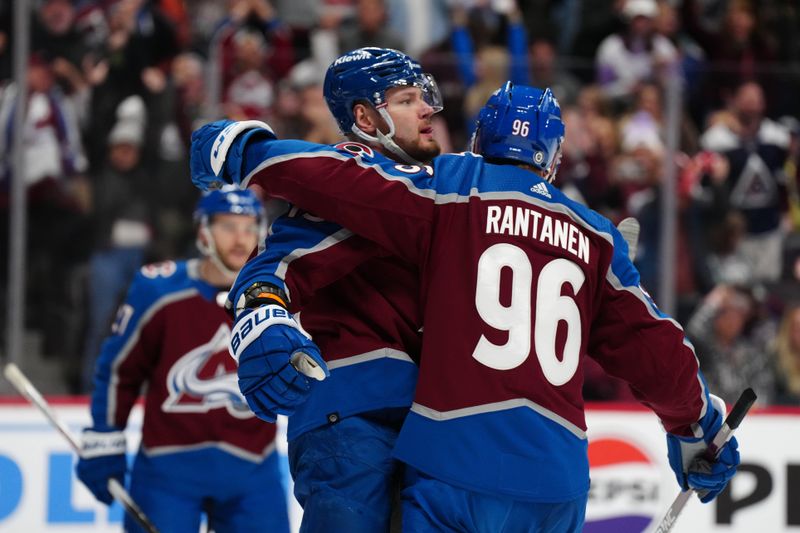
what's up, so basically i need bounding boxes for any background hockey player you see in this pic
[215,47,444,532]
[190,82,742,531]
[76,187,290,533]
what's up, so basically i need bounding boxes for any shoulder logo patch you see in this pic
[334,141,374,158]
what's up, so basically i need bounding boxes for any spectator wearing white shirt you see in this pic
[595,0,680,109]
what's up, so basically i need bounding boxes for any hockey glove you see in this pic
[75,428,127,505]
[190,119,276,191]
[231,304,329,423]
[666,394,741,503]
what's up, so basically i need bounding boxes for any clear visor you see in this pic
[391,73,444,114]
[545,138,565,183]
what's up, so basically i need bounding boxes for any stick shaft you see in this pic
[653,491,692,533]
[3,363,81,453]
[2,363,160,533]
[107,478,159,532]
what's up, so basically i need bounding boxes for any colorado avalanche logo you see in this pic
[162,324,253,419]
[584,437,661,532]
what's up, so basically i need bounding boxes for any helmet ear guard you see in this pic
[471,82,565,183]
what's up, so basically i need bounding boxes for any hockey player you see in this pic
[75,187,290,533]
[218,48,444,532]
[191,82,741,531]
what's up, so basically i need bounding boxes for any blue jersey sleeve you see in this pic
[586,219,709,436]
[90,262,180,430]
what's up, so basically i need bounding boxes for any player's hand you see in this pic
[190,119,276,191]
[75,428,127,505]
[666,394,741,502]
[231,304,329,422]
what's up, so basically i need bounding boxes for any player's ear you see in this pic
[353,103,379,134]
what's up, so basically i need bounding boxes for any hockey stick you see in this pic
[2,363,160,533]
[617,217,640,261]
[653,387,757,533]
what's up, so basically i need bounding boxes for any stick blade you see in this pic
[616,217,640,261]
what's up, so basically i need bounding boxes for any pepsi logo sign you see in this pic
[584,437,662,532]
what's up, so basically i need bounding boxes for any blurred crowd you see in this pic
[0,0,799,404]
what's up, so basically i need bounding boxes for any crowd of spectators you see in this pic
[0,0,799,404]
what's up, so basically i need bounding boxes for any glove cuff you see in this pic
[690,393,726,440]
[209,120,275,177]
[81,430,126,459]
[229,304,306,364]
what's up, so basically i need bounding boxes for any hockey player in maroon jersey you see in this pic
[191,82,742,531]
[215,48,444,532]
[76,187,290,533]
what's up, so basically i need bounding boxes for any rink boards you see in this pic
[0,399,798,532]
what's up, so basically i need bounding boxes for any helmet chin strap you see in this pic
[197,225,238,281]
[351,107,424,166]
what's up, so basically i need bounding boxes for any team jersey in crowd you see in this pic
[224,137,711,502]
[700,118,790,234]
[90,259,275,461]
[229,199,422,441]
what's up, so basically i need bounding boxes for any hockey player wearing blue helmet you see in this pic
[323,47,443,165]
[191,48,446,532]
[77,187,291,533]
[191,80,741,532]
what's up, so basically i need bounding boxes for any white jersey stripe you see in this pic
[326,348,414,370]
[243,150,617,248]
[411,398,587,439]
[143,440,277,463]
[275,227,354,302]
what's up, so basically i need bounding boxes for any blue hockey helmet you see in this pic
[323,47,443,135]
[194,185,264,222]
[194,185,265,278]
[471,82,565,182]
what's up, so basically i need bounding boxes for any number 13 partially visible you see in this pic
[472,243,585,386]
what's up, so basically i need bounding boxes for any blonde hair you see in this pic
[464,46,511,119]
[776,306,800,395]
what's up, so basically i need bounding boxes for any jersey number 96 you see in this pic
[472,243,585,386]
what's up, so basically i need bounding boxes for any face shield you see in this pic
[401,73,443,115]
